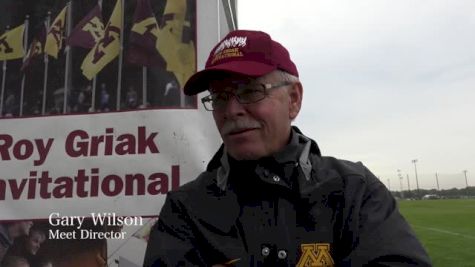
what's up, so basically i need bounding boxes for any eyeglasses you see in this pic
[201,81,291,111]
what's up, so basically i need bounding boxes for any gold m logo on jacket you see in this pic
[296,243,335,267]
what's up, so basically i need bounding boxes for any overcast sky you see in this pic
[237,0,475,190]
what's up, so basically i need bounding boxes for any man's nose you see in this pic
[223,95,246,117]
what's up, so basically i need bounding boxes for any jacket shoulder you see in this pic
[314,156,379,185]
[320,157,367,175]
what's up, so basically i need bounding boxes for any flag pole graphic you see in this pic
[142,66,147,107]
[116,0,125,110]
[42,12,51,115]
[0,60,5,116]
[91,0,104,113]
[19,16,29,116]
[63,1,72,114]
[0,25,10,116]
[92,74,97,112]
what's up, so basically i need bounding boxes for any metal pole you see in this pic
[19,17,29,116]
[397,169,404,199]
[387,178,391,191]
[63,1,73,113]
[0,60,5,116]
[399,176,404,198]
[406,174,411,192]
[116,0,124,111]
[92,78,96,112]
[463,170,469,188]
[42,12,51,115]
[0,25,10,116]
[412,159,420,198]
[91,0,103,112]
[142,66,147,107]
[435,172,440,191]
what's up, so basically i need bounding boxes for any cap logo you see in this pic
[211,36,247,64]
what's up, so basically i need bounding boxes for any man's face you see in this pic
[25,231,45,255]
[210,71,302,160]
[17,221,33,236]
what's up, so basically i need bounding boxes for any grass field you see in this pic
[398,199,475,267]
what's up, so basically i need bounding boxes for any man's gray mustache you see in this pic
[221,119,262,135]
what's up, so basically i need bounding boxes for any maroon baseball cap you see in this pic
[183,30,299,95]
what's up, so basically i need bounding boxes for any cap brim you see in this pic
[183,61,276,95]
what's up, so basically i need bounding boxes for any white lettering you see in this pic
[214,36,247,55]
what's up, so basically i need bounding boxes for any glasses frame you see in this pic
[201,81,292,111]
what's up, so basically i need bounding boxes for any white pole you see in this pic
[93,0,103,112]
[19,16,29,116]
[142,66,147,107]
[0,60,5,116]
[42,12,51,115]
[92,77,96,112]
[0,25,10,116]
[116,0,124,110]
[463,170,469,188]
[63,1,73,113]
[435,172,440,191]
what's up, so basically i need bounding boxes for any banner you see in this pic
[0,1,230,266]
[0,24,25,61]
[81,0,121,80]
[0,110,219,266]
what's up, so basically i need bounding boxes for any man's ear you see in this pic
[288,82,303,120]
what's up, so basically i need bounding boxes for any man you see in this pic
[144,30,432,266]
[0,221,33,262]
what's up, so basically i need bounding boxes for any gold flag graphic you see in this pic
[0,24,25,61]
[45,5,68,58]
[156,0,196,87]
[81,0,122,80]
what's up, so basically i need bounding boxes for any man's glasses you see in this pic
[201,81,291,111]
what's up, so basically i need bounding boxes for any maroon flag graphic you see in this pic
[126,0,165,67]
[66,4,104,48]
[21,24,47,71]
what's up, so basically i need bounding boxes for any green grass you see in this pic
[398,199,475,267]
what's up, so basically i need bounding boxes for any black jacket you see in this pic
[144,128,432,266]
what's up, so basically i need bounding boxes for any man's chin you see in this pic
[227,147,264,161]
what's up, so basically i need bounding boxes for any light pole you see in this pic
[435,172,440,191]
[412,159,420,198]
[463,170,469,188]
[397,169,404,199]
[387,178,391,191]
[406,174,411,192]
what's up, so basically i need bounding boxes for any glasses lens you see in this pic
[203,100,214,111]
[201,95,214,111]
[236,86,265,104]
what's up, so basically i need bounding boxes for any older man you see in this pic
[144,30,432,266]
[0,221,33,263]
